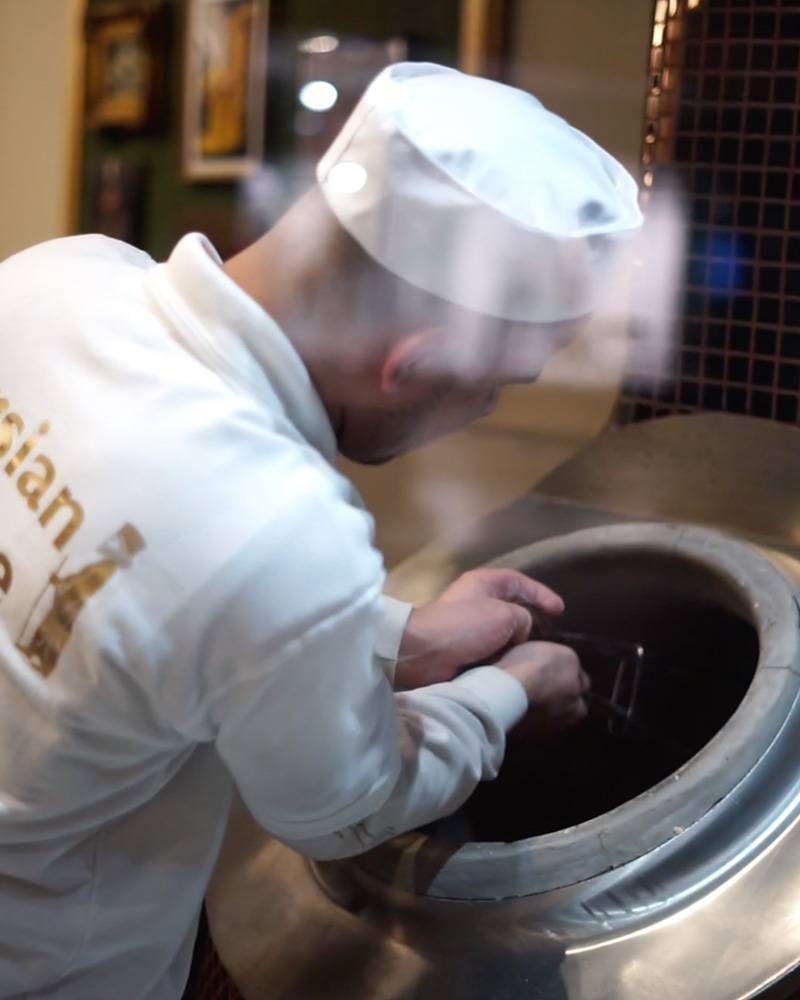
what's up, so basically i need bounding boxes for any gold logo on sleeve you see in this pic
[16,524,146,678]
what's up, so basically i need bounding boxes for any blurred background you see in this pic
[1,0,797,568]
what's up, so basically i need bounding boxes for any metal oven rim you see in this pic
[352,522,800,901]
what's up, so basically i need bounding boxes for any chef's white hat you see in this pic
[316,62,643,324]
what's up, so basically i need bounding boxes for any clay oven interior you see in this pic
[433,548,760,843]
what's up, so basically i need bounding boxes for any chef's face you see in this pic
[338,306,587,465]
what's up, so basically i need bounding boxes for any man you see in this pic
[0,63,641,998]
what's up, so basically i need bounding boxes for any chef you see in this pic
[0,62,641,998]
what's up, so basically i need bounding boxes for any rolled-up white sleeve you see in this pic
[374,595,413,687]
[287,665,528,860]
[212,586,527,860]
[201,465,527,862]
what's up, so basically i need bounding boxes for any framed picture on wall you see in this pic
[84,0,166,131]
[182,0,270,181]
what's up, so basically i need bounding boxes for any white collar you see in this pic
[155,233,337,464]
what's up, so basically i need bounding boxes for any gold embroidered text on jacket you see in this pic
[0,394,84,551]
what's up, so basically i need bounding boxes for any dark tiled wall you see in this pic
[619,0,800,425]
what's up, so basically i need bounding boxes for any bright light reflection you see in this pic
[652,22,665,46]
[297,34,339,54]
[299,80,338,112]
[327,161,368,194]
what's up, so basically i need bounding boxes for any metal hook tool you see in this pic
[525,607,695,758]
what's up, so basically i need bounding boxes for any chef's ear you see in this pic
[380,329,441,394]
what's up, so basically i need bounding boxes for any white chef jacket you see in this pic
[0,233,528,999]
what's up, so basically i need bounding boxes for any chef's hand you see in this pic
[498,641,590,742]
[394,568,565,691]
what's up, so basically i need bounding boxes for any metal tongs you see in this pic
[526,608,645,737]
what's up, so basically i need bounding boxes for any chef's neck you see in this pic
[223,185,392,426]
